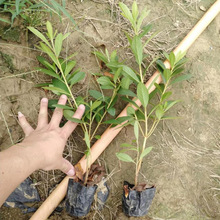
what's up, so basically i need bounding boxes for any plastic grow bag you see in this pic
[65,179,98,217]
[4,177,40,213]
[122,181,156,217]
[96,181,110,210]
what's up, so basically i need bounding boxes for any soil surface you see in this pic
[0,0,219,219]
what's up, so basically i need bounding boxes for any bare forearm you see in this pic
[0,145,38,206]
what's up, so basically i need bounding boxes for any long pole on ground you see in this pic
[30,1,220,219]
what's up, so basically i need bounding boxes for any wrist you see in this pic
[14,144,41,172]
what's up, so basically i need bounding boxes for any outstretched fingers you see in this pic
[49,95,67,128]
[18,112,34,136]
[61,104,85,139]
[37,98,48,129]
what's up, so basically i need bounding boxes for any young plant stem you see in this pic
[90,87,118,141]
[83,152,90,185]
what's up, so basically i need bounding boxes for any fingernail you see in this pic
[18,111,24,118]
[79,104,85,110]
[41,98,48,103]
[67,168,75,177]
[61,94,67,99]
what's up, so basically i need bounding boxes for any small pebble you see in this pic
[199,5,206,12]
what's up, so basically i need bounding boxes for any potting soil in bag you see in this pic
[122,181,156,217]
[65,179,98,217]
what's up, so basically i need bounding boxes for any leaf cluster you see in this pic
[0,0,76,27]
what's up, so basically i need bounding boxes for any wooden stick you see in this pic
[30,1,220,219]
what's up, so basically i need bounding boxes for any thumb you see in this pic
[59,158,75,177]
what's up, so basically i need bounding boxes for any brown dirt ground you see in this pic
[0,0,219,219]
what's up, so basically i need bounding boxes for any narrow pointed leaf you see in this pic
[54,33,63,57]
[140,147,152,159]
[70,72,85,86]
[137,82,149,107]
[116,152,134,163]
[36,67,61,80]
[28,27,50,47]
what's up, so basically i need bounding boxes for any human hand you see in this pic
[17,95,85,176]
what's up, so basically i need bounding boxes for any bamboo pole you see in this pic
[30,1,220,219]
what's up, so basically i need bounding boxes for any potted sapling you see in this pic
[28,21,134,216]
[106,1,191,217]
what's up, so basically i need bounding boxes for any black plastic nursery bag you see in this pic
[122,181,156,217]
[65,179,98,217]
[4,177,40,213]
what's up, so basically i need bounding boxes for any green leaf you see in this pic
[36,67,62,80]
[161,91,172,101]
[37,56,56,71]
[52,104,73,110]
[47,0,77,26]
[42,86,70,96]
[163,69,171,82]
[154,83,163,94]
[113,67,122,83]
[63,32,70,40]
[122,66,140,83]
[104,116,131,124]
[15,0,21,15]
[175,51,186,63]
[91,100,102,110]
[134,121,139,140]
[54,33,63,57]
[169,52,175,68]
[63,109,74,118]
[121,96,139,108]
[70,72,85,87]
[35,83,51,88]
[172,67,185,76]
[125,32,132,45]
[155,105,164,119]
[163,52,169,60]
[140,147,152,159]
[118,88,136,97]
[28,27,51,48]
[136,8,150,32]
[89,90,104,100]
[94,135,101,140]
[131,36,143,66]
[121,77,132,89]
[52,79,69,93]
[137,82,149,107]
[65,117,83,123]
[164,100,181,111]
[93,51,108,63]
[38,42,58,66]
[48,99,58,109]
[64,60,76,76]
[132,1,138,21]
[120,143,134,148]
[0,18,11,24]
[119,2,134,27]
[127,106,135,116]
[170,74,192,85]
[46,21,53,40]
[139,24,152,38]
[156,60,166,73]
[116,152,134,163]
[135,110,145,120]
[84,131,90,148]
[97,76,114,87]
[107,107,116,116]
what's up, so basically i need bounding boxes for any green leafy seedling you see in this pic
[111,1,191,187]
[29,21,130,185]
